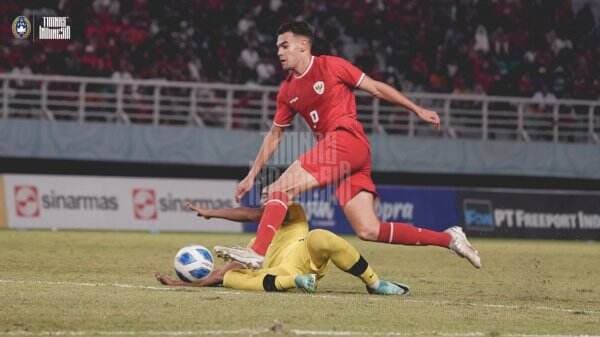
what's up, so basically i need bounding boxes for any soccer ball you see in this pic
[173,245,214,282]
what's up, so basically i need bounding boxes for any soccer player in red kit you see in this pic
[216,21,481,269]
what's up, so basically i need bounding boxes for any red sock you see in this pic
[251,192,289,255]
[377,222,451,247]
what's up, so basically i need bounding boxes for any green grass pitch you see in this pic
[0,230,599,337]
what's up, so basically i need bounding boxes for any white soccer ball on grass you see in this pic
[173,245,214,282]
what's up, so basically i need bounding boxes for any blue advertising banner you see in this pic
[457,189,600,240]
[243,185,461,235]
[243,184,600,240]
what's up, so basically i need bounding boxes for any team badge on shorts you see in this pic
[313,81,325,95]
[12,16,32,40]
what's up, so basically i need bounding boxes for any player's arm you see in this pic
[186,202,263,222]
[235,125,285,202]
[358,76,440,129]
[155,261,243,287]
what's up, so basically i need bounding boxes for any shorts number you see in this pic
[309,110,319,124]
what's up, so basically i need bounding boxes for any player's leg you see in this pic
[341,190,481,268]
[218,130,372,268]
[251,160,319,255]
[215,161,318,268]
[343,191,451,245]
[305,229,378,287]
[251,129,365,257]
[304,229,409,295]
[222,266,298,292]
[217,130,365,267]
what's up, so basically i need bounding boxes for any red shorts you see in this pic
[299,128,377,206]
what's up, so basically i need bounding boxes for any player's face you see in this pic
[276,32,307,71]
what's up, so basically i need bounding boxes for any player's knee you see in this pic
[355,225,378,241]
[306,229,333,251]
[307,228,331,242]
[264,189,292,204]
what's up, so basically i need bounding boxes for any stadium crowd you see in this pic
[1,0,599,100]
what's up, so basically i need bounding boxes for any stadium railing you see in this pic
[1,73,598,144]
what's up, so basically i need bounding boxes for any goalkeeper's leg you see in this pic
[305,229,409,295]
[222,266,297,292]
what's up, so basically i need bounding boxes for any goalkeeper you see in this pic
[155,201,409,295]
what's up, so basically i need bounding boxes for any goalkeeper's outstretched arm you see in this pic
[186,202,263,223]
[155,261,243,287]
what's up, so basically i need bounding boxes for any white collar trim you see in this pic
[294,56,315,79]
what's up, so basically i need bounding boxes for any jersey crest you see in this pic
[313,81,325,95]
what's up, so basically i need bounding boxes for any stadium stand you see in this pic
[2,0,599,97]
[1,0,599,143]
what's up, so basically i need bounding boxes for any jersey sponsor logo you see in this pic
[132,188,158,220]
[313,81,325,95]
[289,96,299,104]
[14,185,40,218]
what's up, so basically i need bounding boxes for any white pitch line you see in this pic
[0,330,267,336]
[0,279,179,292]
[1,331,600,337]
[401,298,600,315]
[0,279,240,295]
[291,331,488,336]
[507,335,600,337]
[1,279,598,315]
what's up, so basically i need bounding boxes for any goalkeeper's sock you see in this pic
[251,191,289,255]
[344,255,380,288]
[377,222,451,247]
[275,275,296,290]
[261,274,296,292]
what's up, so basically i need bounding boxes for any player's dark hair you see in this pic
[277,21,314,42]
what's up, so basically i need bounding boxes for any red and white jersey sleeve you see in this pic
[273,84,295,128]
[326,56,366,88]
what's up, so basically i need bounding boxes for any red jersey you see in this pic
[273,55,367,140]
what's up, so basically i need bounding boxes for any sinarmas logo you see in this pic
[12,16,32,40]
[14,185,40,218]
[132,188,158,220]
